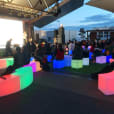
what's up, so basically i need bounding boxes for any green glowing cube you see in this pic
[12,67,33,90]
[71,60,83,69]
[6,58,14,67]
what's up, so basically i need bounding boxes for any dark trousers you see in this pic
[0,65,16,76]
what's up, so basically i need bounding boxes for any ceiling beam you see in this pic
[34,0,40,8]
[28,0,69,24]
[42,0,49,10]
[27,0,33,8]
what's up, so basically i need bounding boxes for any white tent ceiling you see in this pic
[87,0,114,12]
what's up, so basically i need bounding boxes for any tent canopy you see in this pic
[87,0,114,12]
[0,0,84,27]
[34,0,84,27]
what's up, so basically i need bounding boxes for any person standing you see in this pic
[5,38,12,56]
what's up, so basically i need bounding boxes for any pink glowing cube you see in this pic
[98,71,114,95]
[32,61,42,72]
[0,75,20,97]
[110,59,114,63]
[0,59,7,69]
[96,56,106,64]
[24,62,36,72]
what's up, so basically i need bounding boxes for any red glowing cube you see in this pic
[0,75,20,97]
[98,71,114,95]
[0,59,7,69]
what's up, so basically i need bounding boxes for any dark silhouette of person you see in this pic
[26,38,36,57]
[0,46,24,79]
[46,43,52,55]
[5,38,12,56]
[72,43,83,59]
[83,45,89,58]
[22,44,31,65]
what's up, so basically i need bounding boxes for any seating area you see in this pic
[96,56,106,64]
[72,60,83,69]
[53,59,65,69]
[52,54,113,69]
[98,71,114,95]
[0,58,14,69]
[0,67,33,97]
[0,58,42,97]
[64,55,72,67]
[83,58,89,66]
[0,54,113,97]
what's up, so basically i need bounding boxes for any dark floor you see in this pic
[1,71,114,114]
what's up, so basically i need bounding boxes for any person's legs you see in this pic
[0,66,15,77]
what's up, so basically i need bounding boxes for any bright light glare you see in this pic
[0,18,23,48]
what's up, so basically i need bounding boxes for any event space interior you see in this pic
[0,0,114,114]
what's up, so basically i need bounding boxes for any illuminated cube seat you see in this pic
[35,61,42,72]
[83,58,89,66]
[53,60,65,69]
[24,62,36,72]
[0,74,20,97]
[12,67,33,90]
[110,59,114,63]
[96,56,106,64]
[64,55,72,67]
[71,60,83,69]
[30,57,35,62]
[106,55,112,63]
[47,55,52,62]
[89,52,93,60]
[6,58,14,67]
[102,49,106,54]
[30,61,42,72]
[0,59,7,69]
[0,58,14,69]
[98,71,114,95]
[69,50,72,55]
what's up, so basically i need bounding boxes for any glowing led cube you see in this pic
[24,62,36,72]
[64,55,72,67]
[0,58,14,69]
[110,59,114,63]
[89,52,93,60]
[6,58,14,67]
[47,55,52,62]
[106,55,112,63]
[102,49,106,54]
[71,60,83,69]
[0,59,7,69]
[30,57,35,62]
[98,71,114,95]
[12,67,33,90]
[53,60,65,69]
[0,75,20,97]
[30,61,42,72]
[34,61,42,72]
[83,58,89,66]
[69,50,72,55]
[96,56,106,64]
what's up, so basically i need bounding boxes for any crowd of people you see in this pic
[0,37,114,80]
